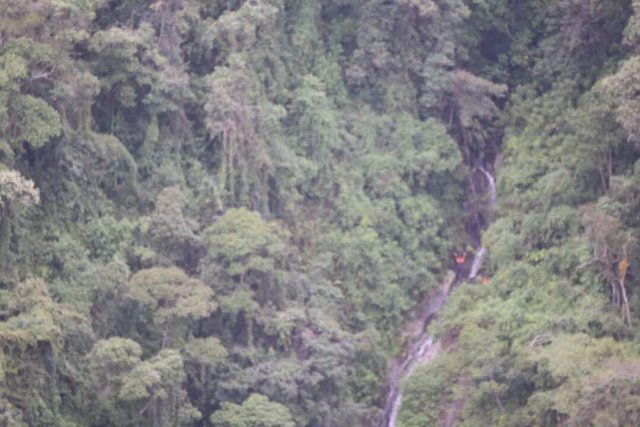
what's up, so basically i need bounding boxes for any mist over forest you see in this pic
[1,0,640,426]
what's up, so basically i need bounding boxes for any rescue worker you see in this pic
[454,251,467,265]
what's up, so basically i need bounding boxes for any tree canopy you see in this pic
[1,0,640,426]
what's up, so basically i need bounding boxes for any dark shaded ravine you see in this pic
[379,163,497,427]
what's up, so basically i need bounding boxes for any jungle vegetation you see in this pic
[0,0,639,426]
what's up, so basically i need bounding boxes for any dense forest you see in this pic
[1,0,640,426]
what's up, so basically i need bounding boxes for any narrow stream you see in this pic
[379,164,497,427]
[468,166,495,281]
[468,247,486,280]
[477,166,496,208]
[378,279,451,427]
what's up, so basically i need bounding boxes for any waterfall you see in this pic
[379,277,451,427]
[468,246,486,280]
[477,166,496,209]
[382,335,435,427]
[379,166,497,427]
[388,393,402,427]
[417,336,433,357]
[468,166,496,280]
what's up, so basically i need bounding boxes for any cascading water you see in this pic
[468,246,486,280]
[468,166,496,280]
[477,166,496,208]
[387,393,402,427]
[379,164,497,427]
[379,279,451,427]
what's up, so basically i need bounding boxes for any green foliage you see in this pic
[399,356,455,427]
[11,95,61,148]
[398,2,640,425]
[204,207,286,307]
[209,393,295,427]
[81,215,134,260]
[604,56,640,142]
[3,0,640,426]
[125,267,216,349]
[203,55,286,209]
[451,69,507,149]
[184,336,227,367]
[0,278,93,426]
[147,186,202,269]
[88,337,143,381]
[0,169,39,212]
[119,349,185,401]
[524,334,640,425]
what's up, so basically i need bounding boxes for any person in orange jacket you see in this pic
[454,251,467,265]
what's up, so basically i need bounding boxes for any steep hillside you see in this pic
[0,1,639,426]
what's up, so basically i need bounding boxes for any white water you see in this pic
[467,167,496,280]
[387,335,433,427]
[468,246,486,279]
[380,283,450,427]
[417,336,433,357]
[388,393,402,427]
[383,335,434,427]
[380,167,497,427]
[477,166,497,208]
